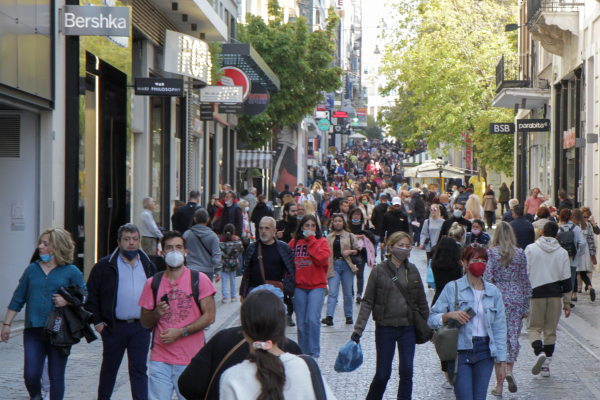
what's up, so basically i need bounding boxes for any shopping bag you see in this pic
[334,340,363,372]
[426,259,436,289]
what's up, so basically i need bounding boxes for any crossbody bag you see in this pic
[258,243,284,291]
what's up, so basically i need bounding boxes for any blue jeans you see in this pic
[293,288,326,357]
[149,361,187,400]
[366,325,416,400]
[221,271,237,299]
[23,328,69,400]
[448,337,495,400]
[327,259,355,318]
[98,320,151,400]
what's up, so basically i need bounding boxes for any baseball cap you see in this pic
[392,197,402,206]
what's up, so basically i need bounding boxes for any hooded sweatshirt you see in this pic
[183,224,222,275]
[525,236,572,299]
[289,235,331,290]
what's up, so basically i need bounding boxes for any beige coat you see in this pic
[326,230,360,278]
[482,195,496,212]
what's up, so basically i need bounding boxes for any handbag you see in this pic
[426,260,436,289]
[433,281,460,384]
[258,243,284,291]
[382,263,433,345]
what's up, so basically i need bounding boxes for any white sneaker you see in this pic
[532,353,546,375]
[43,391,50,400]
[441,380,453,389]
[541,357,551,377]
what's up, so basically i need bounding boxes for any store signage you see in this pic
[563,128,576,149]
[216,67,251,100]
[516,119,550,132]
[325,93,335,110]
[332,111,348,118]
[219,104,244,114]
[489,123,515,134]
[200,86,243,103]
[318,119,331,131]
[62,5,131,36]
[164,31,211,83]
[356,107,367,116]
[134,78,184,96]
[243,83,270,116]
[316,104,326,111]
[200,104,214,121]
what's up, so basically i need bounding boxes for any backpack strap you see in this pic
[150,271,165,350]
[299,355,327,400]
[189,269,203,314]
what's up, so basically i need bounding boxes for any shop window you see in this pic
[150,97,164,225]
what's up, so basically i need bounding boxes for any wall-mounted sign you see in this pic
[517,119,550,132]
[164,30,211,83]
[332,111,348,118]
[200,86,243,103]
[325,93,335,110]
[243,83,270,116]
[219,104,244,114]
[489,123,515,134]
[62,5,131,36]
[318,119,331,131]
[563,128,576,149]
[216,67,251,100]
[134,78,184,96]
[200,104,214,121]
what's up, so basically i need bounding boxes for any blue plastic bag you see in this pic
[334,340,363,372]
[426,259,436,289]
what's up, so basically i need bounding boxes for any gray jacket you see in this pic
[183,224,222,275]
[243,194,258,216]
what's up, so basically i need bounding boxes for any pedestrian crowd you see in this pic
[1,138,599,400]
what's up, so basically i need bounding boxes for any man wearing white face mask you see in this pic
[139,231,216,400]
[440,203,472,238]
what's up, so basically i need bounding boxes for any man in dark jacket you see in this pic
[371,194,390,241]
[411,189,425,246]
[85,223,157,400]
[502,198,519,223]
[381,197,410,248]
[269,182,280,205]
[250,194,274,233]
[510,204,535,249]
[278,183,294,202]
[440,203,472,237]
[220,191,243,235]
[172,189,201,233]
[557,189,574,211]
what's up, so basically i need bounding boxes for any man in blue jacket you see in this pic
[85,223,157,400]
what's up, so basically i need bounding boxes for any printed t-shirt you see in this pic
[138,268,216,366]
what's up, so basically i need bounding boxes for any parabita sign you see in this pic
[62,5,131,37]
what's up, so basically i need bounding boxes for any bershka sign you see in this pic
[516,119,550,132]
[62,5,131,36]
[134,78,184,96]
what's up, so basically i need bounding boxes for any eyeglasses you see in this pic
[394,244,413,250]
[469,243,485,248]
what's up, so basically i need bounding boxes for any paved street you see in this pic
[4,248,600,399]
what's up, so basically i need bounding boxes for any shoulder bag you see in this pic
[204,339,246,400]
[433,281,460,384]
[299,355,327,400]
[383,263,433,344]
[258,243,284,291]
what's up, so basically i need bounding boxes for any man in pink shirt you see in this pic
[139,231,216,400]
[524,188,549,219]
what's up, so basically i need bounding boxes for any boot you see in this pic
[286,315,296,327]
[321,316,334,326]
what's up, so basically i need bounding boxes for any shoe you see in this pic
[231,297,238,302]
[43,392,50,400]
[490,387,503,396]
[356,295,362,304]
[441,381,453,390]
[532,353,546,375]
[572,296,578,302]
[541,358,551,377]
[221,298,229,303]
[286,315,296,327]
[570,303,576,308]
[506,374,517,393]
[346,317,353,325]
[321,316,334,326]
[591,288,596,302]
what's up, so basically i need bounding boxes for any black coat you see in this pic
[84,249,156,329]
[510,217,536,250]
[502,210,514,223]
[371,203,389,236]
[172,202,201,233]
[250,202,274,232]
[558,198,574,211]
[411,192,425,220]
[178,327,302,400]
[440,217,472,237]
[381,210,410,240]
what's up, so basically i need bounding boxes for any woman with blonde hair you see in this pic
[465,194,483,221]
[237,199,254,239]
[2,228,86,400]
[281,194,295,209]
[448,222,466,249]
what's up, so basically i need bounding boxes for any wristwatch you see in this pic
[182,326,189,337]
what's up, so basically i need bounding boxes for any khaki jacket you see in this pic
[326,230,360,278]
[482,195,496,212]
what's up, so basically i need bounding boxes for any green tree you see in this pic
[378,0,518,176]
[236,1,343,148]
[365,115,383,140]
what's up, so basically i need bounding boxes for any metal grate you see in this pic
[132,0,179,47]
[0,115,20,158]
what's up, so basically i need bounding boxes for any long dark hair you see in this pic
[431,237,462,271]
[241,290,287,400]
[222,223,236,241]
[329,213,350,233]
[293,214,323,241]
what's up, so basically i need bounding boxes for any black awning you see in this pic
[219,44,281,92]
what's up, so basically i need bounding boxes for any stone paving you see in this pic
[3,249,600,399]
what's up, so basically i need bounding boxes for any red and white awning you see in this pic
[236,150,276,169]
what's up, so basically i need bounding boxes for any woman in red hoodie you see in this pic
[289,214,331,358]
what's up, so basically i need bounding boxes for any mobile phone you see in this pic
[453,307,476,328]
[160,294,169,305]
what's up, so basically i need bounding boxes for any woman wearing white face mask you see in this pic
[352,232,429,400]
[237,199,254,240]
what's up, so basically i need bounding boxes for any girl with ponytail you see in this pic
[220,289,337,400]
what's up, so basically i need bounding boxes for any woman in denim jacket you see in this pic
[427,245,508,400]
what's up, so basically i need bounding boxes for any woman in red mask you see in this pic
[427,244,508,400]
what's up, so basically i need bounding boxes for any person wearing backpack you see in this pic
[557,209,586,305]
[139,231,217,400]
[183,209,222,282]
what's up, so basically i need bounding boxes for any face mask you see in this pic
[121,250,138,260]
[471,229,481,236]
[468,262,486,278]
[297,215,303,220]
[40,254,54,263]
[226,199,233,206]
[391,247,411,262]
[352,218,361,223]
[443,202,449,207]
[403,198,409,202]
[453,210,463,219]
[164,251,185,268]
[302,230,314,237]
[362,200,368,204]
[244,207,249,212]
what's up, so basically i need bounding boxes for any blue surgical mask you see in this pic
[121,250,138,260]
[244,207,249,212]
[297,216,303,220]
[352,218,361,223]
[40,254,54,263]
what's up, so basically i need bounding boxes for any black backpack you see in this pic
[557,224,577,258]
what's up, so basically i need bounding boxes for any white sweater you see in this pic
[525,236,571,289]
[219,353,337,400]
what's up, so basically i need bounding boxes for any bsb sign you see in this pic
[62,5,131,36]
[489,123,515,134]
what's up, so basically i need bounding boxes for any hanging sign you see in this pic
[134,78,184,96]
[489,123,515,134]
[62,5,131,36]
[200,104,214,121]
[516,119,550,132]
[318,119,331,131]
[216,67,251,100]
[200,86,244,103]
[164,31,211,83]
[563,128,576,149]
[243,83,270,116]
[332,111,348,118]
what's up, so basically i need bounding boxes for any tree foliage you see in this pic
[365,115,383,140]
[378,0,518,176]
[235,1,343,148]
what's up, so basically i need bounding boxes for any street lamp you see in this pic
[377,18,387,29]
[374,45,380,55]
[505,24,524,32]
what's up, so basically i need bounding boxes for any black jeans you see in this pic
[484,211,495,229]
[355,262,366,296]
[500,202,509,214]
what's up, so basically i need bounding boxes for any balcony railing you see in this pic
[496,55,530,93]
[527,0,583,24]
